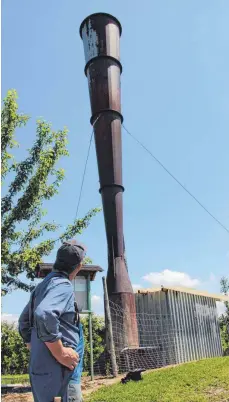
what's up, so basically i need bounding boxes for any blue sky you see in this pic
[2,0,229,318]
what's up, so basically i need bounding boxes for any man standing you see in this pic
[19,240,86,402]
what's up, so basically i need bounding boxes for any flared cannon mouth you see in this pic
[79,12,122,39]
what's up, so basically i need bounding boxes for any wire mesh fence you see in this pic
[83,300,183,377]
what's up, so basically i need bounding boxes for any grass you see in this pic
[1,374,30,385]
[1,372,90,385]
[85,357,229,402]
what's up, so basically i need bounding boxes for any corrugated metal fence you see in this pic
[135,289,223,365]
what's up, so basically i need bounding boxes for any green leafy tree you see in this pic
[219,277,229,354]
[1,90,100,294]
[81,315,105,372]
[1,322,30,375]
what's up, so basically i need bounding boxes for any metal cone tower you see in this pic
[80,13,138,348]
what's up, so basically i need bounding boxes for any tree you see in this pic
[1,90,100,295]
[219,277,229,354]
[80,315,105,372]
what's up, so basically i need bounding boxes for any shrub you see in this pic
[1,322,30,374]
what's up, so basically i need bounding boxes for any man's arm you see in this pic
[45,339,79,370]
[18,297,32,346]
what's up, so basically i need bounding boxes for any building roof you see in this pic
[36,263,103,281]
[135,285,229,302]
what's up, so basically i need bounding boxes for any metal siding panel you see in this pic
[209,298,218,357]
[190,294,198,360]
[205,296,212,358]
[144,293,150,346]
[185,292,193,361]
[202,296,211,358]
[168,291,180,364]
[199,295,208,358]
[216,300,223,356]
[208,297,214,357]
[206,297,212,357]
[183,292,193,361]
[155,291,164,367]
[174,291,182,364]
[211,299,218,356]
[192,295,198,359]
[167,291,175,363]
[165,291,176,365]
[149,293,156,348]
[214,299,222,356]
[136,293,144,347]
[152,291,162,367]
[181,291,189,362]
[175,290,185,363]
[197,295,205,359]
[186,293,195,361]
[139,294,143,346]
[209,298,216,356]
[207,297,215,357]
[212,299,223,356]
[160,291,167,366]
[194,295,203,360]
[208,297,214,356]
[178,291,186,362]
[179,292,187,362]
[199,296,207,358]
[191,294,199,360]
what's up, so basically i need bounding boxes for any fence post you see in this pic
[87,274,94,381]
[102,276,118,377]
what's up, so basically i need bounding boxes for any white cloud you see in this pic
[92,294,102,305]
[143,269,200,288]
[216,301,226,317]
[91,294,104,315]
[132,284,143,291]
[1,313,19,324]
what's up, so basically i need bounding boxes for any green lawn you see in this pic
[1,374,30,385]
[86,357,229,402]
[1,372,89,385]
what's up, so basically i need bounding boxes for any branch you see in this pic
[1,90,29,180]
[1,274,34,294]
[2,208,101,285]
[59,208,102,241]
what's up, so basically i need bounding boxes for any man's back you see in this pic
[32,272,80,348]
[19,271,80,401]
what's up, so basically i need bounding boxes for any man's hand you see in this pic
[26,343,31,350]
[45,339,79,370]
[57,347,79,370]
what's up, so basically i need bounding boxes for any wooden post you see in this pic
[87,274,94,381]
[102,276,118,377]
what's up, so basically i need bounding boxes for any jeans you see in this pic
[68,382,83,402]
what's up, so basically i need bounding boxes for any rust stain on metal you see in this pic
[80,13,138,347]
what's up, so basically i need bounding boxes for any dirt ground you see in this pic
[1,365,185,401]
[1,375,123,402]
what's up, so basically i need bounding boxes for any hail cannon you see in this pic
[80,13,138,348]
